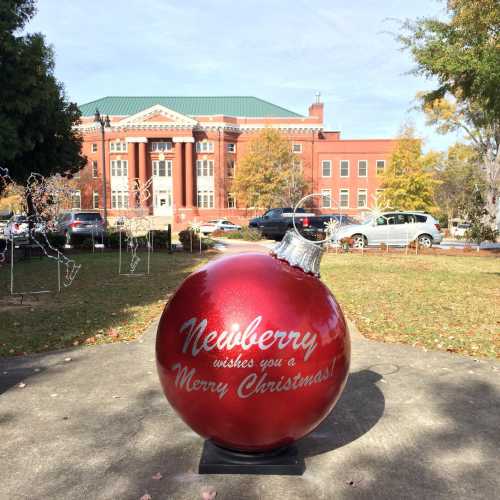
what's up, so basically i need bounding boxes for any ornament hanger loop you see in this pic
[292,193,342,246]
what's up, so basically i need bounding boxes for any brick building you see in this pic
[75,96,395,228]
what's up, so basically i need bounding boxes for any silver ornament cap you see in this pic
[271,229,324,277]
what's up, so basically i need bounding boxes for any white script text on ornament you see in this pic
[237,360,336,398]
[180,316,318,361]
[171,363,229,400]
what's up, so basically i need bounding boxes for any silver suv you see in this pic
[334,212,443,248]
[57,211,106,243]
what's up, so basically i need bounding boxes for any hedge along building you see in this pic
[75,95,395,228]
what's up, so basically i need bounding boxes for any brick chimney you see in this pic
[308,91,324,122]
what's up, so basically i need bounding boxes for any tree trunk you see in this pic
[483,154,499,230]
[485,185,498,230]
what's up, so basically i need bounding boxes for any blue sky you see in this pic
[28,0,463,151]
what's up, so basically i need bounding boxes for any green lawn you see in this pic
[1,250,498,359]
[321,253,500,359]
[0,251,208,357]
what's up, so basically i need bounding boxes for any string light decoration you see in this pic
[128,177,154,211]
[118,216,153,276]
[0,169,81,292]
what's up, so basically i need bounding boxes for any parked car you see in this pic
[249,207,357,241]
[3,215,30,245]
[200,219,242,235]
[454,223,471,239]
[57,211,106,243]
[0,210,13,239]
[334,212,443,248]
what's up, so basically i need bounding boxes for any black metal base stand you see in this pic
[198,440,305,475]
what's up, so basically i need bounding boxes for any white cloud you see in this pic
[27,0,455,150]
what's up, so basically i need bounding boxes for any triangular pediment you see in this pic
[118,104,198,127]
[144,113,173,122]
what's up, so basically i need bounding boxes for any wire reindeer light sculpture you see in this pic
[118,216,153,276]
[0,169,81,293]
[116,177,154,277]
[23,173,81,288]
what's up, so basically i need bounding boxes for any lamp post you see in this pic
[94,109,111,227]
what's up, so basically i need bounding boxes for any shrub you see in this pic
[106,231,127,249]
[339,236,353,252]
[148,230,171,250]
[241,227,263,241]
[46,233,66,249]
[178,229,214,251]
[225,231,243,239]
[225,227,262,241]
[210,229,226,237]
[79,237,95,250]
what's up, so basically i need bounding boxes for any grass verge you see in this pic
[0,251,209,357]
[321,253,499,359]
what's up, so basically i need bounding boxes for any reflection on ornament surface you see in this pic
[156,251,350,452]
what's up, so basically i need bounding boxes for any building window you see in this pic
[92,160,98,178]
[340,189,349,208]
[111,160,128,177]
[71,190,81,209]
[376,160,385,175]
[321,189,331,208]
[91,143,97,153]
[293,159,303,171]
[110,141,128,153]
[227,193,236,208]
[292,143,302,153]
[226,160,235,178]
[111,190,129,209]
[375,189,384,200]
[196,160,214,177]
[358,160,368,177]
[153,160,172,177]
[196,141,214,153]
[92,191,99,209]
[227,143,236,153]
[150,141,172,152]
[340,160,349,177]
[357,189,367,208]
[197,190,214,208]
[321,160,332,177]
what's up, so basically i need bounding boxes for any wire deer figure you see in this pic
[0,169,81,287]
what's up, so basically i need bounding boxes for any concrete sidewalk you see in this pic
[1,320,499,500]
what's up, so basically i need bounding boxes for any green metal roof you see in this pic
[79,96,303,118]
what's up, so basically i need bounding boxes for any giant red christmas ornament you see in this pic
[156,231,350,453]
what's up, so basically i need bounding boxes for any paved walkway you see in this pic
[1,240,499,499]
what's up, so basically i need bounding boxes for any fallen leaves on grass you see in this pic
[322,253,500,359]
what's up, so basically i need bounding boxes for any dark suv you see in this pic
[58,212,106,243]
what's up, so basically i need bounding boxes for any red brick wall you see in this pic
[76,109,395,227]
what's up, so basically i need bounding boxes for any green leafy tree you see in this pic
[0,0,86,194]
[399,0,500,227]
[434,143,485,227]
[233,129,308,209]
[379,125,440,212]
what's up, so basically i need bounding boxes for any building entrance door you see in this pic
[154,189,172,216]
[152,160,173,216]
